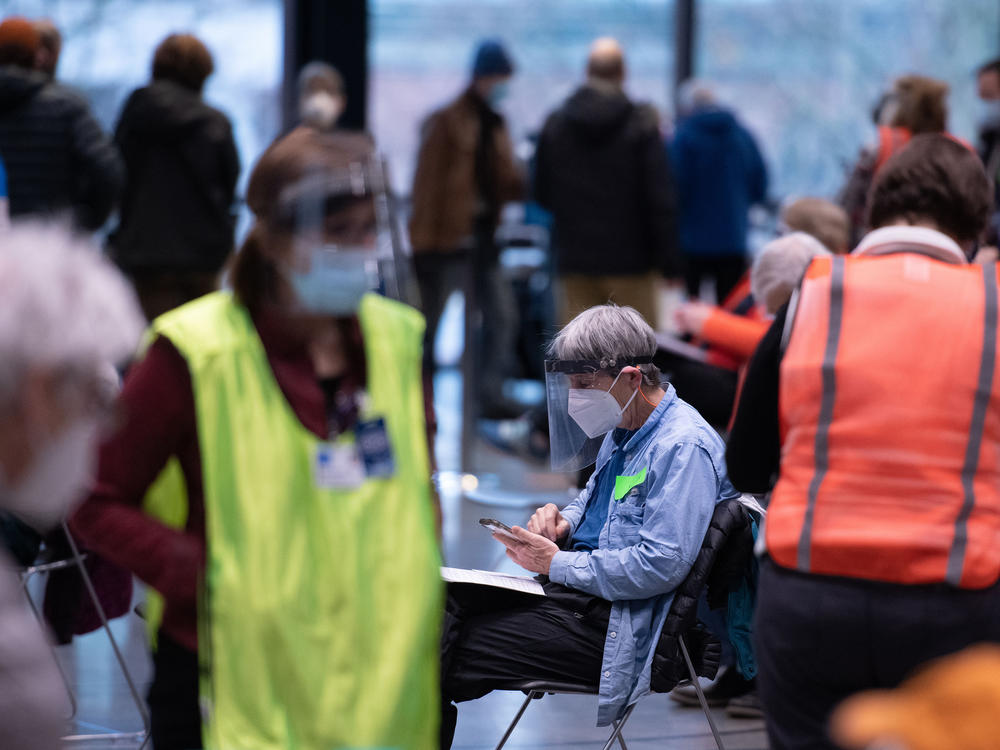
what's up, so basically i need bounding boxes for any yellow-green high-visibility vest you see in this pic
[146,291,442,750]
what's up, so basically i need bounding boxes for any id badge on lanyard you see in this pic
[313,408,396,489]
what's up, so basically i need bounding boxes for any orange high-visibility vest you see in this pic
[768,253,1000,588]
[874,126,975,173]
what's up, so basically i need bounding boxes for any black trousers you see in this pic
[440,581,611,749]
[755,558,1000,750]
[682,255,748,303]
[148,633,202,750]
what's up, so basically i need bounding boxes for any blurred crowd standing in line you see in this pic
[3,12,1000,750]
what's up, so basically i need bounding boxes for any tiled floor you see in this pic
[56,364,768,748]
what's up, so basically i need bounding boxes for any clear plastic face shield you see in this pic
[279,155,417,316]
[544,356,652,472]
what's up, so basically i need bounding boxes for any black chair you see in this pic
[492,498,756,750]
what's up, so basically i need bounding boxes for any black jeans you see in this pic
[682,254,748,303]
[440,581,611,749]
[755,558,1000,750]
[148,633,202,750]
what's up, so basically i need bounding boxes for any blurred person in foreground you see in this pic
[409,38,525,418]
[727,134,1000,750]
[71,126,442,750]
[671,79,767,303]
[0,222,143,750]
[298,61,346,132]
[833,644,1000,750]
[440,304,738,748]
[839,74,952,245]
[111,33,240,321]
[534,37,679,325]
[0,17,122,230]
[664,198,846,429]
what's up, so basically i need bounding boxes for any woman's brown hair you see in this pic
[868,134,992,245]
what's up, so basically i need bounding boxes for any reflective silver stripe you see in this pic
[797,256,846,571]
[946,264,998,585]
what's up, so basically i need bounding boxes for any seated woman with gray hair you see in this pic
[440,304,740,747]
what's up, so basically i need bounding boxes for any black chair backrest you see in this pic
[650,498,754,692]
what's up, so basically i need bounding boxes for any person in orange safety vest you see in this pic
[727,134,1000,750]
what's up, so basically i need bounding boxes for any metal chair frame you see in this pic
[493,633,725,750]
[21,522,150,747]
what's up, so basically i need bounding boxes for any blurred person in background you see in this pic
[839,74,950,244]
[534,37,678,326]
[663,198,846,429]
[0,17,122,231]
[110,33,240,321]
[976,58,1000,241]
[72,127,442,750]
[32,18,60,79]
[728,135,1000,750]
[409,38,525,418]
[670,79,767,304]
[0,222,143,750]
[298,61,346,132]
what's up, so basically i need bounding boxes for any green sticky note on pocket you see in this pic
[614,467,647,501]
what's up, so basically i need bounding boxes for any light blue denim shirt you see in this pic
[548,383,739,725]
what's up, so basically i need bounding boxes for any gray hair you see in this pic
[549,304,662,386]
[0,223,144,409]
[751,232,830,314]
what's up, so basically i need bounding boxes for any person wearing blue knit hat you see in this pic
[410,38,525,419]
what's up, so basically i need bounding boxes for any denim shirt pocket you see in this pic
[613,485,646,545]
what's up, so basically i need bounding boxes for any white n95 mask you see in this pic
[0,419,100,531]
[567,370,638,439]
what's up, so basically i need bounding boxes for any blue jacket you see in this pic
[548,384,739,725]
[670,107,767,258]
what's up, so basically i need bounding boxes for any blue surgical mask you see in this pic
[289,247,379,316]
[488,81,510,107]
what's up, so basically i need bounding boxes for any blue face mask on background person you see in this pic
[289,246,379,316]
[488,81,510,107]
[979,98,1000,129]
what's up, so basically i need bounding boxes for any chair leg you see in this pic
[601,703,636,750]
[495,690,541,750]
[21,572,78,720]
[679,635,726,750]
[62,524,151,733]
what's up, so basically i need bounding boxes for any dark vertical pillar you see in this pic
[674,0,696,97]
[283,0,368,132]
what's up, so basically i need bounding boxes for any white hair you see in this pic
[751,232,831,314]
[549,304,661,386]
[0,223,144,406]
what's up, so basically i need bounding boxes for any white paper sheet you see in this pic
[441,567,547,596]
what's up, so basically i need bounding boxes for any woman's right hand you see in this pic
[527,503,570,544]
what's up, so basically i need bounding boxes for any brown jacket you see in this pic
[409,88,524,254]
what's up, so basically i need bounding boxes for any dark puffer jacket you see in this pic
[650,497,754,691]
[0,65,123,230]
[534,83,679,277]
[111,80,240,274]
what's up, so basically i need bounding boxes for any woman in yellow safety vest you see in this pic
[71,127,442,750]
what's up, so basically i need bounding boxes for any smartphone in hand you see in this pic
[479,518,517,540]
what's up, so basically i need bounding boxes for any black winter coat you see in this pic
[111,81,240,274]
[0,65,123,230]
[534,84,678,277]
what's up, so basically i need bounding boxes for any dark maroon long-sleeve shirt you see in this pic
[70,311,362,653]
